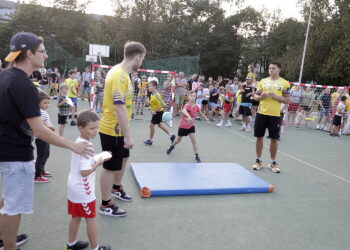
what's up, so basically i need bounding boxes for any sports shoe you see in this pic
[216,121,223,127]
[195,155,201,163]
[143,139,153,145]
[224,121,232,127]
[252,160,263,170]
[167,145,174,154]
[41,171,53,177]
[245,126,251,132]
[98,246,111,250]
[70,121,77,126]
[170,135,176,143]
[64,241,89,250]
[267,162,280,173]
[316,124,320,129]
[99,204,127,217]
[239,126,246,131]
[34,176,51,183]
[0,234,28,250]
[111,189,133,201]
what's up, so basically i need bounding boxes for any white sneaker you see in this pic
[224,121,232,127]
[216,121,223,127]
[245,127,251,132]
[316,124,320,129]
[239,126,246,131]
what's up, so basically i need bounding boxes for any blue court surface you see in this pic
[131,162,274,197]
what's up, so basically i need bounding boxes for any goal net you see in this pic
[90,64,177,126]
[284,82,349,131]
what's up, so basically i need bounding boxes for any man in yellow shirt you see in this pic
[64,70,78,126]
[252,62,290,173]
[143,81,176,145]
[98,41,146,217]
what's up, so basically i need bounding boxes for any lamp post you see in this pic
[298,0,313,84]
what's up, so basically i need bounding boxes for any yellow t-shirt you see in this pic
[247,72,256,82]
[99,65,133,137]
[257,77,290,117]
[236,91,242,103]
[149,92,166,112]
[64,78,78,98]
[331,92,340,106]
[345,99,350,112]
[138,81,148,96]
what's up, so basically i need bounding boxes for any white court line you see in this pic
[221,126,350,185]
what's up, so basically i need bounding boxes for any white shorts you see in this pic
[0,161,35,215]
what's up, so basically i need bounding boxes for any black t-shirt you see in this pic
[0,67,41,161]
[241,86,253,103]
[32,70,42,81]
[50,72,58,83]
[209,88,219,103]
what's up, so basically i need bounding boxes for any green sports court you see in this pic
[13,101,350,250]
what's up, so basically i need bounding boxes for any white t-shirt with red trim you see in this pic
[67,137,96,203]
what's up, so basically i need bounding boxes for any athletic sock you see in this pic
[67,241,77,247]
[256,158,261,163]
[113,184,121,190]
[92,246,99,250]
[102,199,111,206]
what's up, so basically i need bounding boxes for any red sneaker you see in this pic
[42,171,53,177]
[34,176,51,183]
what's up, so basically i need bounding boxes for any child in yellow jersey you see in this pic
[64,70,79,126]
[136,75,148,115]
[143,81,176,145]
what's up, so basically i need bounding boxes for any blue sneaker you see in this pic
[143,139,153,145]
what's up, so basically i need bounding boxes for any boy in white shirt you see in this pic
[330,96,347,137]
[65,110,111,250]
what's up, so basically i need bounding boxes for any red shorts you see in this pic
[288,103,299,112]
[68,200,96,218]
[223,104,231,113]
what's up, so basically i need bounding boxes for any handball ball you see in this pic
[162,112,172,122]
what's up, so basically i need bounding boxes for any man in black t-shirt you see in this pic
[0,32,93,250]
[239,76,255,131]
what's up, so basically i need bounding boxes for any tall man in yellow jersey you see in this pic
[143,81,176,145]
[64,70,79,126]
[252,62,290,173]
[98,41,146,217]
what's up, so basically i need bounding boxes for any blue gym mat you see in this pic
[131,163,274,197]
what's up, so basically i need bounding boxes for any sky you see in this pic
[85,0,304,20]
[11,0,304,20]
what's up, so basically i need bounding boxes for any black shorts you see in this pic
[99,133,130,171]
[300,105,311,112]
[178,126,195,137]
[58,114,68,125]
[239,106,252,116]
[151,111,164,125]
[202,100,208,105]
[332,115,342,126]
[252,100,259,107]
[254,113,281,139]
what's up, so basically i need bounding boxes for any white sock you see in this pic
[67,241,77,247]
